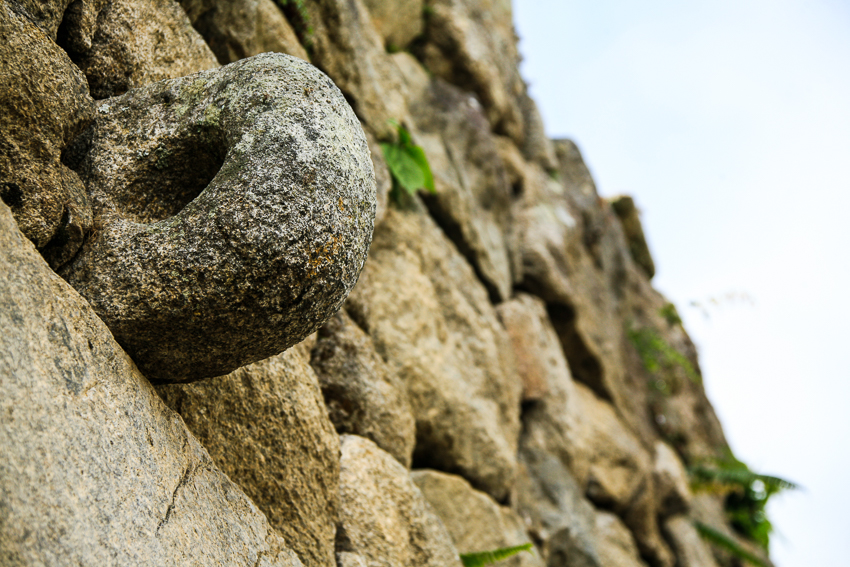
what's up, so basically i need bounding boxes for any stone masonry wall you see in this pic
[0,1,771,566]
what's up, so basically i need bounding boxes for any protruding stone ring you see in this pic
[62,53,376,383]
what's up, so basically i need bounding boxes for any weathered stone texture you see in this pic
[610,194,656,279]
[362,124,392,226]
[62,0,219,99]
[337,435,462,567]
[515,444,601,567]
[409,78,515,302]
[519,92,557,170]
[512,140,632,410]
[306,0,411,139]
[517,438,662,567]
[502,274,672,567]
[594,511,650,567]
[0,202,301,567]
[653,441,693,518]
[416,0,526,145]
[13,0,73,39]
[156,347,340,567]
[55,0,109,53]
[1,2,750,567]
[61,53,376,383]
[511,137,729,469]
[362,0,423,51]
[497,293,562,402]
[663,516,721,567]
[524,379,673,567]
[0,2,94,264]
[412,470,543,567]
[345,205,521,501]
[180,0,309,64]
[310,309,416,468]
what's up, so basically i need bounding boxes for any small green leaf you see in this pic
[406,145,435,193]
[397,123,413,146]
[382,120,436,201]
[381,143,426,195]
[690,464,799,494]
[460,543,534,567]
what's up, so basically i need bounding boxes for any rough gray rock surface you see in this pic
[524,379,673,567]
[416,0,526,144]
[0,202,302,567]
[515,443,601,567]
[346,205,521,501]
[409,77,515,302]
[0,2,94,264]
[59,0,218,99]
[511,141,629,407]
[518,436,665,567]
[497,277,671,567]
[1,2,750,566]
[336,435,463,567]
[362,124,392,226]
[594,512,650,567]
[156,347,340,567]
[56,0,110,54]
[61,53,377,383]
[653,441,693,518]
[547,142,729,465]
[13,0,73,39]
[310,309,416,467]
[412,470,543,567]
[511,139,662,451]
[180,0,309,64]
[610,194,656,279]
[497,293,563,402]
[662,516,720,567]
[519,92,557,170]
[306,0,412,140]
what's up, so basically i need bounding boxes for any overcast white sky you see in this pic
[512,1,850,565]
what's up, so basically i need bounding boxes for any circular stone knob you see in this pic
[61,53,376,383]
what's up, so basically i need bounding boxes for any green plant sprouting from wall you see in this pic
[694,521,770,567]
[381,119,435,203]
[460,543,534,567]
[690,455,798,552]
[659,302,682,326]
[627,324,699,395]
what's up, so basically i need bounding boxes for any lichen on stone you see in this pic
[61,53,377,383]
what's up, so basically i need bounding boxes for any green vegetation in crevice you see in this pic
[690,455,798,551]
[381,119,435,204]
[627,323,699,396]
[659,302,682,326]
[274,0,313,54]
[460,543,534,567]
[694,521,770,567]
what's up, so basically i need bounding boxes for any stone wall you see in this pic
[0,1,771,566]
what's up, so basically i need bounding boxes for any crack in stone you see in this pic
[156,461,197,535]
